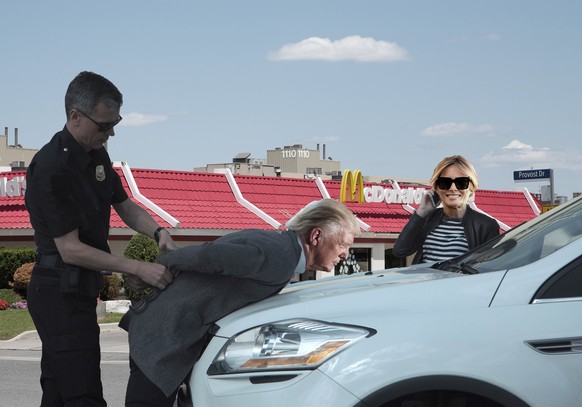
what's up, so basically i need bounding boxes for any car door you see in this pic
[487,249,582,406]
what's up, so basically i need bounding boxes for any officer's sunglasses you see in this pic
[436,177,471,190]
[77,109,123,132]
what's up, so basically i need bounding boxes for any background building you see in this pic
[195,143,341,179]
[196,143,428,186]
[267,144,341,178]
[0,127,38,171]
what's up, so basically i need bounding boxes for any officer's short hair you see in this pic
[65,71,123,117]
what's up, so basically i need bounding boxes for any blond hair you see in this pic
[285,199,360,237]
[429,155,479,193]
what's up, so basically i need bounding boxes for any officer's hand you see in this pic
[138,262,173,290]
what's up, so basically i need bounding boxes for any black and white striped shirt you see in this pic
[422,218,469,263]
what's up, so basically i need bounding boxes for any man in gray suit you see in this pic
[120,199,361,406]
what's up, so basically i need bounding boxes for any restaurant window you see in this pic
[306,167,322,175]
[385,248,406,269]
[335,248,371,275]
[294,248,372,281]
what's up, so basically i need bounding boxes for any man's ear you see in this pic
[69,109,81,126]
[308,227,322,246]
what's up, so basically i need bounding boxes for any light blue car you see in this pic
[181,194,582,407]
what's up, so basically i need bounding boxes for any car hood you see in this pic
[214,265,505,337]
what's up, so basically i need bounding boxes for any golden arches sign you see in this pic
[340,169,364,204]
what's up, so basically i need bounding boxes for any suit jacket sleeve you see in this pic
[157,229,300,286]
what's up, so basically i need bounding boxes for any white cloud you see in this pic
[482,140,582,170]
[268,35,409,62]
[502,140,533,150]
[421,122,496,136]
[120,112,168,127]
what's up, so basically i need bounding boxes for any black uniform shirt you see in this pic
[25,126,128,255]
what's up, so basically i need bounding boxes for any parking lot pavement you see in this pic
[1,323,130,406]
[0,323,129,355]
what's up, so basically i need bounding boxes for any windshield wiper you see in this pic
[434,260,479,275]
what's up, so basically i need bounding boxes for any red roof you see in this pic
[0,167,541,236]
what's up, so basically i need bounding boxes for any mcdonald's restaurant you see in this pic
[0,165,541,279]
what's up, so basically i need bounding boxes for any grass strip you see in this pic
[0,309,125,340]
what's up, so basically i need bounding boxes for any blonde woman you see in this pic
[393,155,499,264]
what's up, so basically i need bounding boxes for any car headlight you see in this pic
[208,319,375,375]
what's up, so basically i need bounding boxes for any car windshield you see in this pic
[434,195,582,274]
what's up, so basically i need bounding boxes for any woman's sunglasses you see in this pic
[436,177,471,190]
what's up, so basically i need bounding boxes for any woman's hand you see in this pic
[417,190,438,218]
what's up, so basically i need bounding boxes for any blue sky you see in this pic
[2,1,581,198]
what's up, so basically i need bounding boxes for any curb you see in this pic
[1,323,124,343]
[2,329,39,342]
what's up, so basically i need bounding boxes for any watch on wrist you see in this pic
[154,227,166,243]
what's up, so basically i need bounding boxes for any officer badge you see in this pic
[95,165,106,182]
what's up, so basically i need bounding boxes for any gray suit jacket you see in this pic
[119,229,302,396]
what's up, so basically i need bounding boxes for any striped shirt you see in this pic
[422,218,469,263]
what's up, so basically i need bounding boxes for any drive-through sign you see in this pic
[513,168,552,182]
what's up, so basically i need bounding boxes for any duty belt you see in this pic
[35,254,64,268]
[35,254,100,274]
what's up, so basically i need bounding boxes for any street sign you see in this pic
[513,168,552,182]
[513,168,555,204]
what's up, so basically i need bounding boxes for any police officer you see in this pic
[25,71,176,406]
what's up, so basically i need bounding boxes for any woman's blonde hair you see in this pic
[429,155,479,193]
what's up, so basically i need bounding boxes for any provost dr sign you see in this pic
[339,170,426,205]
[513,168,552,182]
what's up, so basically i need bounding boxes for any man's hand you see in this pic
[158,229,178,254]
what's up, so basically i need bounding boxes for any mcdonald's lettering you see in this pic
[340,170,427,204]
[364,185,425,204]
[0,176,26,198]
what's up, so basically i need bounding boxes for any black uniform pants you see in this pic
[27,268,106,407]
[125,358,179,406]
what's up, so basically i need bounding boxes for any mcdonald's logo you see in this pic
[340,169,364,203]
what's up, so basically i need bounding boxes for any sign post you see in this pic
[513,168,554,203]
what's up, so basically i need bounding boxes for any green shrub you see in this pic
[100,273,124,301]
[12,262,34,297]
[0,249,36,289]
[122,233,159,303]
[124,233,159,262]
[0,288,24,303]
